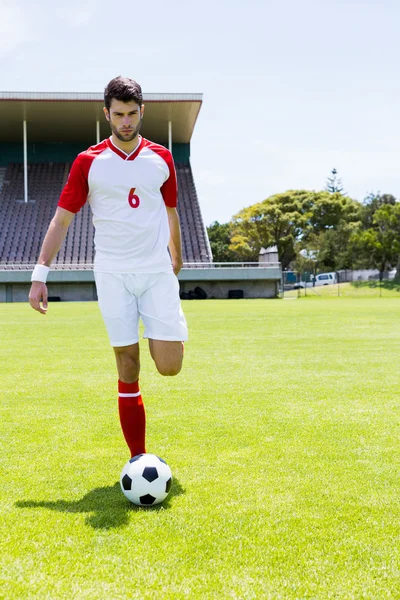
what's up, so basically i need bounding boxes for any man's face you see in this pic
[104,99,144,143]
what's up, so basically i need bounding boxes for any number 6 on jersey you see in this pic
[128,188,140,209]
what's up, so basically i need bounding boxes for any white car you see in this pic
[294,272,337,289]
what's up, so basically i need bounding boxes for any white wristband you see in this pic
[31,264,50,283]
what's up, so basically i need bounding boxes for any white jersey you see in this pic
[58,136,177,273]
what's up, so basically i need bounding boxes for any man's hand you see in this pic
[172,257,183,276]
[29,282,48,314]
[27,207,75,314]
[167,207,184,277]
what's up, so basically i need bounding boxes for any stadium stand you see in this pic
[0,161,210,266]
[0,167,6,192]
[0,92,281,300]
[0,163,64,265]
[176,164,210,263]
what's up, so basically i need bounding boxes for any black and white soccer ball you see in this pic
[120,453,173,506]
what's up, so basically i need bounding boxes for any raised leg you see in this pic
[148,339,183,376]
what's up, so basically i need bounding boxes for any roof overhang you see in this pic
[0,92,203,144]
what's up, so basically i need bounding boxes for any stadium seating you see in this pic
[0,162,211,266]
[176,164,211,263]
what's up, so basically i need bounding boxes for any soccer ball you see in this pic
[120,453,173,506]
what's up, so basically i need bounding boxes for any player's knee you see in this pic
[114,348,140,381]
[156,359,182,377]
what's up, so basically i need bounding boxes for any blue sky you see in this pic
[1,0,400,225]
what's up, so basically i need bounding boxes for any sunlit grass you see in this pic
[1,298,400,598]
[285,279,400,299]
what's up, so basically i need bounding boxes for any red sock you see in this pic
[118,380,146,458]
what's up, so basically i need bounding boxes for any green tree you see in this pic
[299,193,361,271]
[361,193,396,228]
[325,168,346,195]
[350,203,400,279]
[302,192,360,236]
[230,190,310,268]
[296,222,360,273]
[230,190,361,270]
[206,221,238,262]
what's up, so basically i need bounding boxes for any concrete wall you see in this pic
[0,266,281,301]
[1,280,277,301]
[179,279,278,299]
[0,282,97,303]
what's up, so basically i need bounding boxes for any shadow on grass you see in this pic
[15,477,185,530]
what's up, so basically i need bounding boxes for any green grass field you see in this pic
[285,280,400,299]
[1,298,400,599]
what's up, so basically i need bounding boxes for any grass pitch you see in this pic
[1,298,400,599]
[285,279,400,299]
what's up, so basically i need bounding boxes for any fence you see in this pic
[281,271,400,299]
[0,261,281,271]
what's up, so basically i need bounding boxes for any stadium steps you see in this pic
[1,162,211,266]
[0,164,63,264]
[0,167,7,194]
[176,164,212,263]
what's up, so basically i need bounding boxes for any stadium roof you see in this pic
[0,92,203,144]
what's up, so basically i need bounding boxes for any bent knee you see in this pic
[156,361,182,377]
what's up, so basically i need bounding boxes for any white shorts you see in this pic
[94,271,188,347]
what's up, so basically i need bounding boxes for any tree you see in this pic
[302,192,360,236]
[229,190,361,270]
[361,193,396,229]
[350,203,400,279]
[299,192,361,271]
[296,248,319,285]
[229,191,310,269]
[296,221,360,273]
[206,221,238,262]
[325,168,346,195]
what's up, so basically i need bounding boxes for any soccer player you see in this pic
[28,76,188,458]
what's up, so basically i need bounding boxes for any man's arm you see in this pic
[166,206,183,276]
[29,207,75,314]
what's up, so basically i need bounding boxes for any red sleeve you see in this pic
[160,151,178,208]
[58,153,93,213]
[142,141,178,208]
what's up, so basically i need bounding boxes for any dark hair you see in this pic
[104,76,143,111]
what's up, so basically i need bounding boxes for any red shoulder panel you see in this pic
[143,140,178,208]
[58,140,108,213]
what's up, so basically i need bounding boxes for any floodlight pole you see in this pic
[168,121,172,152]
[23,119,28,203]
[96,120,100,145]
